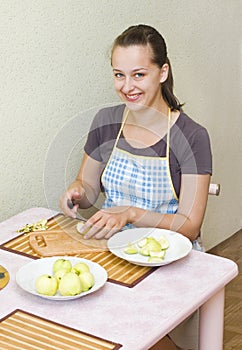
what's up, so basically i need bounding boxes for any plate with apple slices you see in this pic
[108,228,192,267]
[16,257,108,300]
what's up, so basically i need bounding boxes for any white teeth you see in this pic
[127,94,139,99]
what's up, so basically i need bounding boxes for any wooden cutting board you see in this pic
[0,265,10,290]
[29,230,107,257]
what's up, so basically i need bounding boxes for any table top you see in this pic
[0,207,239,350]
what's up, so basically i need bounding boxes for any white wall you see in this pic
[1,0,241,250]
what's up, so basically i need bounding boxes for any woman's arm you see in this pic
[80,173,210,241]
[59,152,103,218]
[131,173,211,241]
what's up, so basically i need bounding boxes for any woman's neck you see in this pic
[126,99,169,128]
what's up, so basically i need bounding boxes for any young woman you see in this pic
[59,24,212,350]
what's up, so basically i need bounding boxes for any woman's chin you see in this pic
[124,101,146,111]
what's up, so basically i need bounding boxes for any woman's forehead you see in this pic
[112,45,155,68]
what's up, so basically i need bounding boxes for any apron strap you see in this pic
[112,109,129,149]
[108,107,171,159]
[166,108,171,158]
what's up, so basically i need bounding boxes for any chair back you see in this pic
[209,183,220,196]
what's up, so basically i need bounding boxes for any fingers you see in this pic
[60,198,77,218]
[84,225,118,240]
[79,211,122,240]
[59,190,81,218]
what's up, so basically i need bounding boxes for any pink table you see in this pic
[0,208,238,350]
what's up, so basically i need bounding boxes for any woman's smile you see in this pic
[124,93,142,102]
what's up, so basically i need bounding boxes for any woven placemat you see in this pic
[0,309,122,350]
[0,214,155,287]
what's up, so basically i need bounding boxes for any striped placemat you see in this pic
[0,214,154,287]
[0,309,122,350]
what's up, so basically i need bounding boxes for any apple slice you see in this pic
[137,238,148,248]
[158,236,170,250]
[124,243,138,254]
[148,256,165,263]
[149,250,166,258]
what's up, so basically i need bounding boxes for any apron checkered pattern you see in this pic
[101,109,179,214]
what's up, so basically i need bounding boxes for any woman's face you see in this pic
[112,45,168,111]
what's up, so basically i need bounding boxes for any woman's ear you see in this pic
[160,63,169,83]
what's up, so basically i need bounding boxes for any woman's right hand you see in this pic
[59,181,85,218]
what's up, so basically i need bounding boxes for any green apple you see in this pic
[124,243,138,254]
[71,262,90,276]
[139,246,151,256]
[148,256,165,263]
[35,274,58,296]
[139,237,164,256]
[79,272,95,292]
[146,237,162,252]
[149,250,166,258]
[137,238,148,248]
[53,259,72,273]
[54,268,69,285]
[158,236,170,250]
[58,272,82,296]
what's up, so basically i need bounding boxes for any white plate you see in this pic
[108,228,192,266]
[16,256,108,300]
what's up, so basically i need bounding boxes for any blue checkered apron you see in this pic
[101,109,179,215]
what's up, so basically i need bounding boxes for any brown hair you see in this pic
[111,24,183,111]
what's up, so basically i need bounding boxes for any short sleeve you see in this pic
[84,110,103,161]
[178,127,212,175]
[84,104,124,162]
[170,114,212,176]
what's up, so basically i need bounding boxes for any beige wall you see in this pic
[1,1,241,250]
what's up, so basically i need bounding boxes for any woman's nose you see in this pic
[122,77,134,93]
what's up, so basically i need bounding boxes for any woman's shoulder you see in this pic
[171,111,211,154]
[172,112,212,174]
[172,111,212,157]
[175,112,210,135]
[93,104,125,127]
[87,104,125,143]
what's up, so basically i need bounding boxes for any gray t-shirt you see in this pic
[84,104,212,197]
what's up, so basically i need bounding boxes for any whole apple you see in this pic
[72,262,90,276]
[79,272,95,292]
[54,268,69,285]
[35,274,58,296]
[53,259,72,273]
[58,272,82,296]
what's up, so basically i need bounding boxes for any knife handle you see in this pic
[67,199,74,209]
[67,199,81,209]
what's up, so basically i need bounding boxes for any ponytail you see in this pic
[162,58,184,111]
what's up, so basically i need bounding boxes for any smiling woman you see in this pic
[59,24,212,349]
[60,24,212,242]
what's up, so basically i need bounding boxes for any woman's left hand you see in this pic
[79,206,131,239]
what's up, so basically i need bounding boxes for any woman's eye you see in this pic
[134,73,144,79]
[114,73,124,78]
